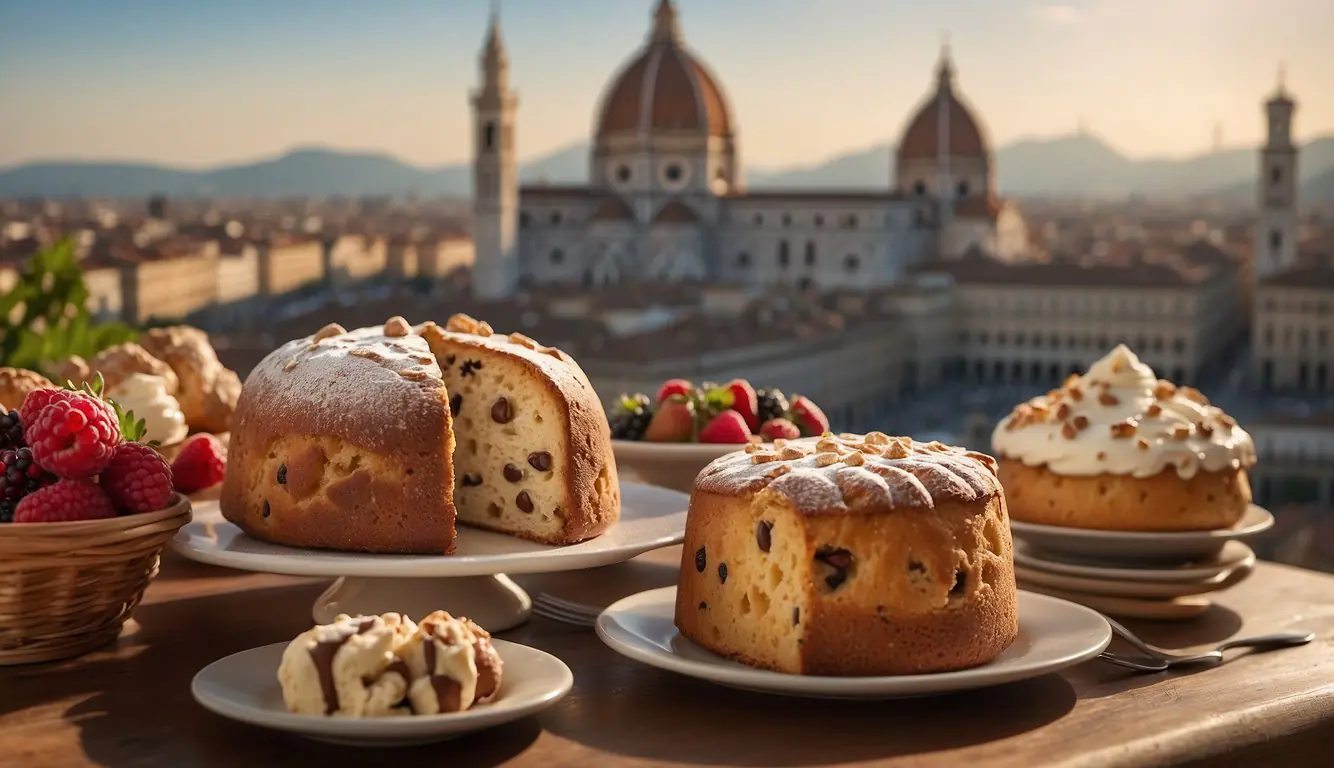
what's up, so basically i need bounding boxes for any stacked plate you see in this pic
[1009,505,1275,620]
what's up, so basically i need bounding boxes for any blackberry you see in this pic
[609,394,654,441]
[0,447,55,523]
[756,388,790,423]
[0,409,23,450]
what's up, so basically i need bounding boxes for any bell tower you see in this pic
[1254,67,1298,279]
[471,6,520,299]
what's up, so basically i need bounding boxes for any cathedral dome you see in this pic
[595,1,733,139]
[897,48,990,160]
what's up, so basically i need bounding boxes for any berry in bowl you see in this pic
[609,378,829,494]
[0,379,194,664]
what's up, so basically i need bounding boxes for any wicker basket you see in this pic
[0,494,192,665]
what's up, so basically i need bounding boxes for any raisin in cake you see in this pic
[676,432,1017,676]
[221,314,619,554]
[221,317,457,553]
[418,313,619,545]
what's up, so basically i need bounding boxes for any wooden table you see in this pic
[2,548,1332,768]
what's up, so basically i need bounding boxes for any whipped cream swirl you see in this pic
[991,345,1256,480]
[108,373,189,446]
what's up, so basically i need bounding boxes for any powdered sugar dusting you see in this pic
[696,433,1002,514]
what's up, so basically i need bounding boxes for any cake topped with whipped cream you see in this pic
[991,345,1256,480]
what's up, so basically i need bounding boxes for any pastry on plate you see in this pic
[0,368,53,411]
[991,345,1256,532]
[675,432,1017,676]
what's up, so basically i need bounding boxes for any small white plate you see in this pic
[1009,505,1273,563]
[171,480,687,578]
[1015,541,1256,583]
[612,440,744,496]
[191,638,572,747]
[1016,560,1254,599]
[595,587,1110,700]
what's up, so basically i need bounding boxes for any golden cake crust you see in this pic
[676,434,1018,676]
[0,368,54,411]
[997,458,1251,532]
[220,322,457,554]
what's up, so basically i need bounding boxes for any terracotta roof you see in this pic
[725,190,903,204]
[926,249,1223,288]
[1260,263,1334,289]
[953,194,1002,219]
[590,198,636,223]
[651,200,698,226]
[595,1,732,138]
[897,51,989,160]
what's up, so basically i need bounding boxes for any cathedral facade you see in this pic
[470,0,1029,299]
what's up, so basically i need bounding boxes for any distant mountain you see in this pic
[3,133,1333,200]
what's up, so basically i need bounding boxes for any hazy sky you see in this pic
[2,0,1331,170]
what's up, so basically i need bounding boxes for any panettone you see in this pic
[675,433,1018,676]
[220,314,619,554]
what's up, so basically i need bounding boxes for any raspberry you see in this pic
[0,409,24,450]
[14,480,116,523]
[101,441,174,514]
[18,388,78,428]
[25,392,122,479]
[170,434,227,494]
[0,447,57,523]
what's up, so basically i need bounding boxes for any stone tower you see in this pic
[1254,68,1298,279]
[470,8,519,299]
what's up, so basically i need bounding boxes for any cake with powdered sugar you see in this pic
[675,432,1018,676]
[220,314,619,554]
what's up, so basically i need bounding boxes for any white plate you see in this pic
[191,638,572,747]
[1015,560,1254,598]
[612,439,745,495]
[1015,540,1256,583]
[170,480,687,578]
[1010,505,1274,563]
[594,587,1111,699]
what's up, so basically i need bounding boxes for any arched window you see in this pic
[1270,167,1282,184]
[813,215,825,227]
[846,214,858,230]
[778,241,790,267]
[483,121,496,152]
[844,254,859,272]
[550,211,563,225]
[913,181,927,196]
[804,241,816,266]
[957,180,970,197]
[1271,229,1282,250]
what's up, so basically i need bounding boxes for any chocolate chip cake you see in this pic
[220,314,619,554]
[675,433,1018,676]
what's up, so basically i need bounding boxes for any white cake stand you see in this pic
[170,482,688,631]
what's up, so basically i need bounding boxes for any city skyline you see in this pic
[3,0,1333,170]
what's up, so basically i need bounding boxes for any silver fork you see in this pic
[1099,614,1313,672]
[531,593,601,627]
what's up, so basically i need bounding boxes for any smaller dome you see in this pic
[651,200,698,226]
[898,49,990,160]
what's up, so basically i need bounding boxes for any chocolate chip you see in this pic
[718,563,728,584]
[444,355,457,365]
[276,464,287,485]
[756,520,773,552]
[516,491,534,513]
[815,547,853,590]
[491,397,513,424]
[261,500,271,518]
[460,360,482,377]
[503,464,523,482]
[950,569,968,598]
[698,601,708,610]
[527,451,553,471]
[792,607,800,625]
[461,473,482,487]
[694,547,706,573]
[449,394,462,416]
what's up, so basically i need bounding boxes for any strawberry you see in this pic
[724,379,759,432]
[759,418,801,441]
[698,411,752,444]
[171,434,228,493]
[789,395,830,437]
[642,395,695,442]
[655,379,694,404]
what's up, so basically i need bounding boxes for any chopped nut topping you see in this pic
[507,332,537,348]
[313,323,346,342]
[1098,392,1120,406]
[400,370,431,382]
[1179,386,1210,406]
[1110,421,1137,439]
[1171,424,1193,440]
[348,348,382,361]
[863,432,891,445]
[843,451,867,467]
[445,313,481,334]
[1072,415,1090,431]
[1146,403,1162,417]
[1137,438,1151,451]
[1061,422,1078,440]
[815,437,840,453]
[815,452,841,467]
[750,452,778,464]
[744,442,760,454]
[1096,451,1107,461]
[766,464,792,479]
[1055,403,1071,420]
[1068,387,1084,401]
[283,357,300,372]
[1063,374,1081,388]
[383,316,411,337]
[475,321,495,337]
[1154,380,1177,399]
[883,441,912,460]
[778,446,807,461]
[1198,422,1214,437]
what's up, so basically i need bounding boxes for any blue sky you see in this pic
[1,0,1331,169]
